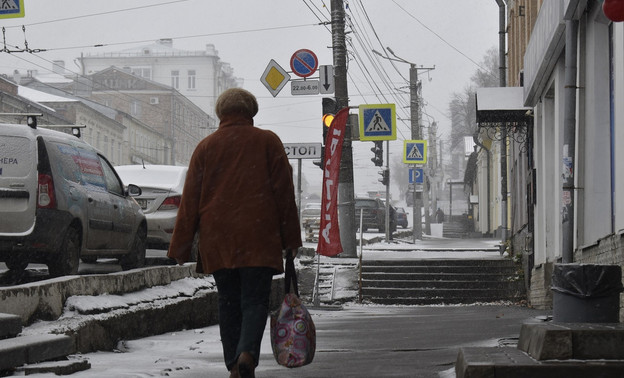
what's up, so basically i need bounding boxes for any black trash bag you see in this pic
[552,264,624,299]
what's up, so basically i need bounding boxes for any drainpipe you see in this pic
[495,0,507,247]
[474,133,491,235]
[562,20,578,263]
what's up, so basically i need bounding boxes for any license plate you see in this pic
[136,199,148,209]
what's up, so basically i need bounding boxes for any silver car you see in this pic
[0,122,147,276]
[115,165,187,249]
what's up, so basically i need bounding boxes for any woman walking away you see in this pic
[168,88,302,378]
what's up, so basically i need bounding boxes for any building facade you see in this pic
[78,39,241,120]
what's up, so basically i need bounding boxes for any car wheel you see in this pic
[120,225,147,270]
[5,257,28,271]
[48,226,81,277]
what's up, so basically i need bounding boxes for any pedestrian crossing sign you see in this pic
[403,140,427,164]
[358,104,396,141]
[0,0,24,19]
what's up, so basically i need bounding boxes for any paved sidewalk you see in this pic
[54,304,548,378]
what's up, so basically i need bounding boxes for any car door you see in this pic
[75,146,112,250]
[98,155,135,250]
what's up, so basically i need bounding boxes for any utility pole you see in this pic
[373,48,433,242]
[331,0,357,258]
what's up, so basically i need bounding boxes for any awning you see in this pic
[475,87,533,126]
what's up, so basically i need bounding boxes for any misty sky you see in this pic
[0,0,499,198]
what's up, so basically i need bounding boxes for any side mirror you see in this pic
[127,184,142,197]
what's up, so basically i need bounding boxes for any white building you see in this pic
[521,1,624,311]
[78,39,241,119]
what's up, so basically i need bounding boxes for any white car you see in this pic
[115,165,187,249]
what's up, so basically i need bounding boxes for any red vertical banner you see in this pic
[317,107,349,256]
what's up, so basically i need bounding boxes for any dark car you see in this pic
[354,198,396,233]
[395,207,408,228]
[0,122,147,276]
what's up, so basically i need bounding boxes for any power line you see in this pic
[4,1,193,29]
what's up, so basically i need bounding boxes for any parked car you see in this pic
[395,207,408,228]
[115,165,187,250]
[354,197,396,233]
[301,203,321,242]
[0,122,147,276]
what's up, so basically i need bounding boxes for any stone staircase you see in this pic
[360,259,525,305]
[0,313,89,375]
[443,221,470,238]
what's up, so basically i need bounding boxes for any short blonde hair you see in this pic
[215,88,258,120]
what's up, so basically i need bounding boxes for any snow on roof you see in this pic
[18,85,78,104]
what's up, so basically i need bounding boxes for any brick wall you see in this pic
[529,261,553,310]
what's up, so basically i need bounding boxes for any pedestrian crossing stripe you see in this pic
[403,140,427,164]
[0,0,24,19]
[358,103,396,141]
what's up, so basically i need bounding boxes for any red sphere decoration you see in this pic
[603,0,624,22]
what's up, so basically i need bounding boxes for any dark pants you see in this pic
[213,267,275,371]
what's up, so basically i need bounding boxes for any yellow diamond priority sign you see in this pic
[261,59,291,97]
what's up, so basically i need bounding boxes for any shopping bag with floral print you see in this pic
[270,252,316,368]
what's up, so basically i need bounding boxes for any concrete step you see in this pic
[362,278,525,290]
[456,347,624,378]
[364,296,524,305]
[17,358,91,375]
[362,259,513,267]
[0,333,75,371]
[362,272,517,281]
[0,313,22,340]
[362,265,517,274]
[360,258,525,305]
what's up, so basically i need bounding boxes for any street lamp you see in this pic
[372,47,434,242]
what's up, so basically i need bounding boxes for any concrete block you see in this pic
[18,358,90,375]
[457,346,624,378]
[518,322,624,360]
[0,334,74,370]
[0,313,22,339]
[518,322,572,360]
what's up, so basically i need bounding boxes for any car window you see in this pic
[355,200,376,208]
[75,146,106,191]
[99,155,124,196]
[46,141,82,183]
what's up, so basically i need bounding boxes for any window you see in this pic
[188,69,196,90]
[131,101,140,116]
[130,66,152,79]
[99,155,123,196]
[171,70,179,89]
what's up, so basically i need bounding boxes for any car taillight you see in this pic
[37,173,56,209]
[158,195,181,211]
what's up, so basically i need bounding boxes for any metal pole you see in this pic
[385,140,390,242]
[495,0,507,247]
[331,0,357,257]
[410,64,423,241]
[297,158,302,227]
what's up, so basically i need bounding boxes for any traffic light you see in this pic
[322,97,338,144]
[312,148,325,170]
[371,141,383,167]
[26,115,37,129]
[378,169,389,186]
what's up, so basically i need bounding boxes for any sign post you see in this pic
[284,143,322,225]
